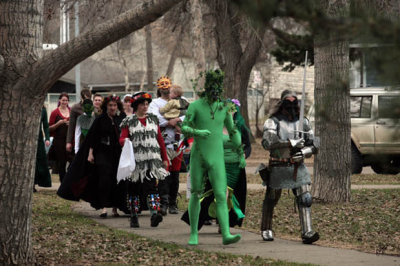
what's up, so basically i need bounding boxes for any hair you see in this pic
[59,92,69,100]
[170,85,183,97]
[57,92,69,107]
[81,88,92,100]
[93,93,103,100]
[101,95,123,113]
[233,105,249,133]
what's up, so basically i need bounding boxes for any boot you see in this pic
[130,215,139,228]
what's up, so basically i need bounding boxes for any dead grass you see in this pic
[32,191,303,265]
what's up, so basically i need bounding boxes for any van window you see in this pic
[350,96,372,118]
[378,96,400,119]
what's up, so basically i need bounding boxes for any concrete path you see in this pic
[73,202,400,266]
[43,182,400,193]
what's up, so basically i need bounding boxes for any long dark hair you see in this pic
[101,95,123,114]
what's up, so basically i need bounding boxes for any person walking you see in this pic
[119,92,169,228]
[149,76,184,215]
[260,90,319,244]
[49,92,71,183]
[66,89,92,154]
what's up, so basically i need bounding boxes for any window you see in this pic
[350,96,372,118]
[378,96,400,119]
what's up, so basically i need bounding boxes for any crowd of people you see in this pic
[36,70,319,246]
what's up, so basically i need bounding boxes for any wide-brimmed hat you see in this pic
[131,92,152,109]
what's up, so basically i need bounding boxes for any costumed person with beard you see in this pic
[260,90,319,244]
[57,95,126,218]
[181,69,242,245]
[181,98,251,230]
[149,76,184,215]
[74,99,95,154]
[119,92,169,228]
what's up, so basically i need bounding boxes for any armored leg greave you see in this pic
[294,184,319,244]
[261,187,282,241]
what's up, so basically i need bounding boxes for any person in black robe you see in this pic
[57,95,127,217]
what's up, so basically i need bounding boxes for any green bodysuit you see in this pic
[182,97,242,245]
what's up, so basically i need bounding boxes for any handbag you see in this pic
[117,139,135,183]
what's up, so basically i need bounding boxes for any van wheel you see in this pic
[371,161,400,175]
[351,144,363,174]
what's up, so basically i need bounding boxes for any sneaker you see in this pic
[169,205,178,214]
[204,219,212,226]
[160,205,168,216]
[130,216,139,228]
[150,213,163,227]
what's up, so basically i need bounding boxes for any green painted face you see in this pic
[83,103,94,116]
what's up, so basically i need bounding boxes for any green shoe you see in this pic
[188,234,198,245]
[222,234,241,245]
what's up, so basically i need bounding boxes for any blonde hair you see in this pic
[170,85,183,97]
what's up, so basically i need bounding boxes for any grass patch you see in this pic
[245,173,400,185]
[32,191,302,265]
[351,174,400,185]
[243,189,400,256]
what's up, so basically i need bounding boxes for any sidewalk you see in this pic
[46,182,400,192]
[73,202,400,266]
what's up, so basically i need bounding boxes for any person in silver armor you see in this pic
[260,90,319,244]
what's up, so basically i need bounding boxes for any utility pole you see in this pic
[74,1,81,102]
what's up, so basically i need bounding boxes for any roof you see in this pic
[60,57,146,86]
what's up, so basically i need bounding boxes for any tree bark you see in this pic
[0,0,181,264]
[145,25,154,91]
[205,0,265,128]
[312,0,351,202]
[190,0,206,84]
[166,22,186,76]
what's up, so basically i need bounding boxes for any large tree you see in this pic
[0,0,181,264]
[205,0,266,126]
[312,0,351,202]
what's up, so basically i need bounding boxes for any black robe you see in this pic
[57,113,129,213]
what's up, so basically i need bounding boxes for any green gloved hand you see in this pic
[239,155,246,168]
[195,129,211,138]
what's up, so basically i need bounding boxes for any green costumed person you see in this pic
[182,69,244,245]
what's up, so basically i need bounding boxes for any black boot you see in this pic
[150,213,163,227]
[130,215,139,228]
[168,203,178,214]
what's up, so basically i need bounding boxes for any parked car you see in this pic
[308,88,400,174]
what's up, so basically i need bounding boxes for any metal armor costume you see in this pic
[260,90,319,244]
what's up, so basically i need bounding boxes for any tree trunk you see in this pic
[190,0,206,85]
[145,25,154,91]
[166,22,186,76]
[0,0,181,264]
[205,0,265,129]
[312,0,351,202]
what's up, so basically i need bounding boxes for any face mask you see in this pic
[83,104,94,116]
[282,99,298,119]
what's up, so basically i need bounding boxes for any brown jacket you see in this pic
[66,102,83,144]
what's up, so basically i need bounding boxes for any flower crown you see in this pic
[104,95,120,102]
[227,98,240,113]
[130,93,152,103]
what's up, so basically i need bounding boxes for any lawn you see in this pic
[32,191,304,265]
[178,189,400,256]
